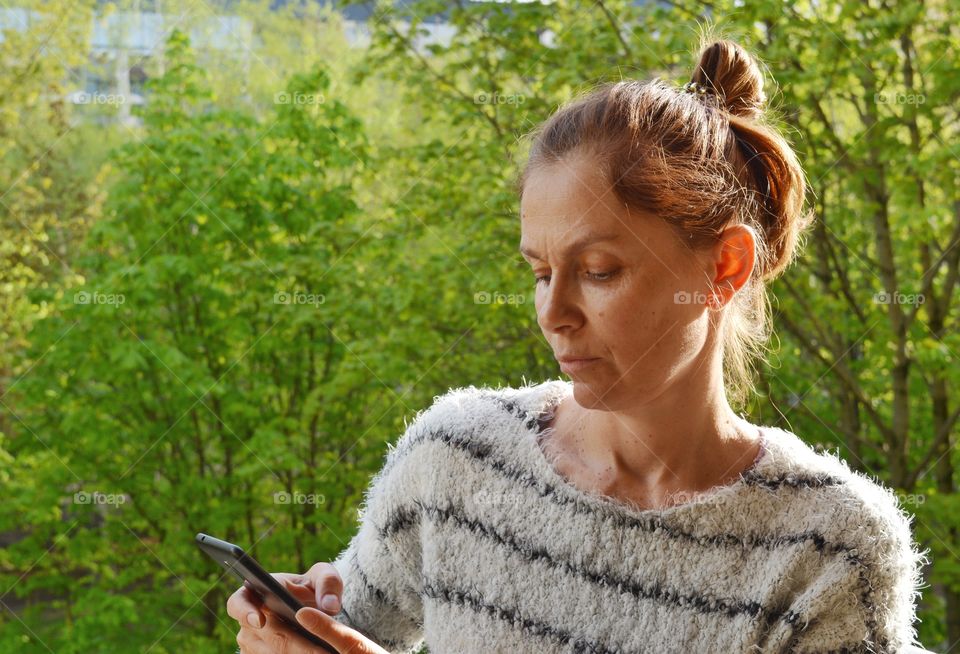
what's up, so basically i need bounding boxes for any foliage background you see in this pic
[1,0,957,651]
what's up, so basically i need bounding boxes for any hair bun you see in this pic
[691,40,766,120]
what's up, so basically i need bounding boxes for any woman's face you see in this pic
[519,151,726,411]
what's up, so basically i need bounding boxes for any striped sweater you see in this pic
[330,379,928,653]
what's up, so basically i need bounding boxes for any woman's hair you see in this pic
[516,37,815,409]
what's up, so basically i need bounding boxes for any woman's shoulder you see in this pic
[755,425,928,566]
[758,426,900,504]
[754,426,931,650]
[401,377,569,431]
[386,378,569,458]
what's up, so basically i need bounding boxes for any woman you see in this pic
[228,39,928,653]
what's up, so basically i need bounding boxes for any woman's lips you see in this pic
[558,358,600,374]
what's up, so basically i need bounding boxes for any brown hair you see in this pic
[516,38,814,409]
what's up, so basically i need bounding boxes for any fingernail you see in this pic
[247,612,262,628]
[296,607,312,626]
[320,594,340,613]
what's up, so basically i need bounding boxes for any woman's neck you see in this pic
[542,391,763,506]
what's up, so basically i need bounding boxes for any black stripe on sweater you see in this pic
[380,497,890,653]
[423,578,882,654]
[387,499,803,631]
[421,578,628,654]
[349,546,423,632]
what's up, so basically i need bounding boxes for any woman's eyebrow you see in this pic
[519,232,621,260]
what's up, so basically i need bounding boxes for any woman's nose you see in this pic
[538,278,582,332]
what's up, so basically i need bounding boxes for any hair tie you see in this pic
[681,81,710,96]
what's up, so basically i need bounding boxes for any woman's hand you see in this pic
[291,605,391,654]
[226,563,389,653]
[234,603,390,654]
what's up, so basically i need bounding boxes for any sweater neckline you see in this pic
[516,380,769,519]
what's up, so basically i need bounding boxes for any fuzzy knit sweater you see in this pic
[329,379,928,654]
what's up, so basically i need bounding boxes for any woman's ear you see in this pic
[710,224,756,305]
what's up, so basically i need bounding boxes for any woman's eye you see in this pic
[534,270,617,285]
[587,270,618,281]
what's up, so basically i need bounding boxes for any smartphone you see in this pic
[195,532,338,653]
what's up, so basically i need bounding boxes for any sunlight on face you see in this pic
[519,150,720,410]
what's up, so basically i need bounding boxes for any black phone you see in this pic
[195,532,338,653]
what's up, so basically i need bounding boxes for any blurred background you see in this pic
[0,0,957,651]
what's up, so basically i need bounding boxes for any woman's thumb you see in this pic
[295,606,372,653]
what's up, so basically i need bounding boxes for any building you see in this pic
[0,0,557,126]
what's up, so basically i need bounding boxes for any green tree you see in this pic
[0,0,108,436]
[7,29,402,652]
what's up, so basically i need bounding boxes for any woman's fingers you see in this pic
[301,562,344,615]
[227,582,266,629]
[228,572,310,629]
[234,599,391,654]
[281,576,319,609]
[237,608,329,654]
[228,566,349,652]
[295,606,389,654]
